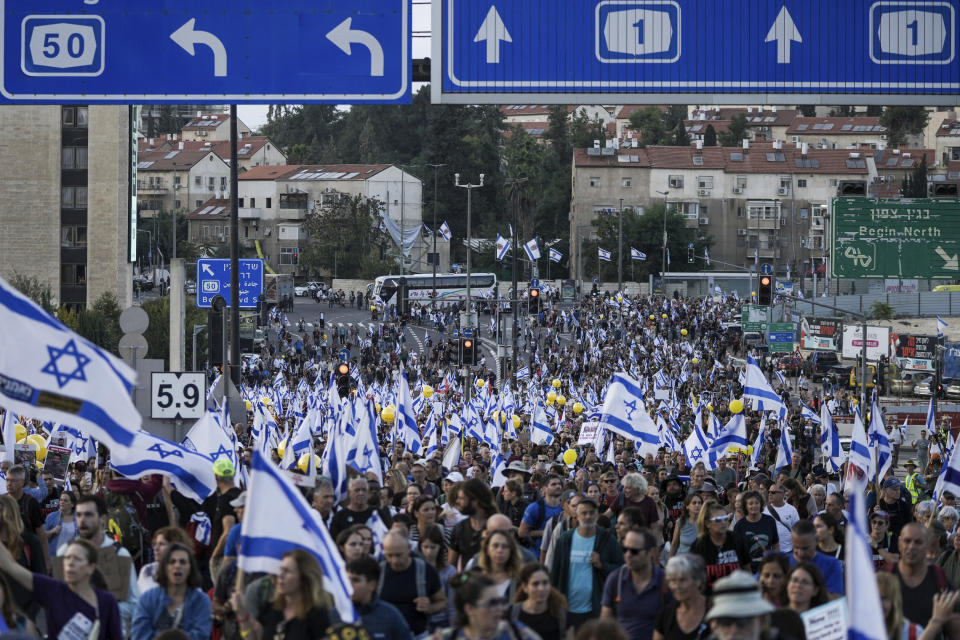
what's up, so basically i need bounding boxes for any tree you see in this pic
[880,106,929,147]
[301,193,394,278]
[8,273,56,314]
[718,114,750,147]
[673,121,691,147]
[569,108,606,149]
[865,105,882,117]
[829,106,855,117]
[286,143,310,164]
[628,106,667,147]
[902,155,929,198]
[703,124,718,147]
[798,105,816,117]
[358,117,379,164]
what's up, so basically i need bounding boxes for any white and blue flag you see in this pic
[549,248,562,263]
[181,410,238,479]
[0,275,139,450]
[523,238,541,261]
[682,419,711,469]
[936,430,960,499]
[598,373,659,457]
[495,234,509,261]
[438,221,452,241]
[938,316,949,338]
[775,422,794,471]
[868,391,892,481]
[631,248,646,260]
[819,402,843,471]
[110,431,218,503]
[847,407,874,480]
[240,451,355,622]
[744,356,786,415]
[708,412,748,465]
[598,248,612,262]
[396,369,422,455]
[844,476,886,640]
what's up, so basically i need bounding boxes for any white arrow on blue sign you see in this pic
[1,0,410,104]
[436,0,960,104]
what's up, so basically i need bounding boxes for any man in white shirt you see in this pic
[886,423,903,468]
[766,485,799,553]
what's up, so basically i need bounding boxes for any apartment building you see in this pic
[936,119,960,166]
[140,135,287,171]
[179,114,251,142]
[786,117,888,149]
[136,149,231,217]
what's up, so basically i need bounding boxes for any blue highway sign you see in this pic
[768,331,795,343]
[760,264,773,276]
[196,259,264,309]
[435,0,960,104]
[1,0,410,103]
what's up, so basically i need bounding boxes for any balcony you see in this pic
[239,207,263,219]
[137,181,168,194]
[746,217,782,231]
[277,204,307,220]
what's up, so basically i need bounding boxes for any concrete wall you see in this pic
[0,106,62,303]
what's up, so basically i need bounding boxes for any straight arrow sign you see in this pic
[474,5,512,63]
[765,6,802,63]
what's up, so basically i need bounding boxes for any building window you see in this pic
[195,176,202,186]
[62,186,75,207]
[747,201,779,220]
[797,179,808,188]
[195,200,203,208]
[75,187,87,208]
[61,264,87,285]
[208,176,215,186]
[779,176,792,190]
[266,197,272,208]
[76,107,88,127]
[202,227,210,240]
[698,176,713,189]
[62,107,75,126]
[279,247,299,265]
[427,252,440,265]
[175,199,181,209]
[174,175,182,186]
[589,177,601,187]
[238,198,244,208]
[61,147,87,169]
[669,175,684,188]
[61,225,87,247]
[621,177,632,188]
[669,201,700,219]
[250,198,255,207]
[221,177,227,188]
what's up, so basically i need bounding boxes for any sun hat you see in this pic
[704,571,775,621]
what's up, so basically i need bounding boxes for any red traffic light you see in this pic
[463,339,473,349]
[337,363,350,376]
[760,276,771,286]
[529,289,539,298]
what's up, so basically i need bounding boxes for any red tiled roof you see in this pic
[684,120,731,135]
[187,198,230,220]
[182,114,230,129]
[238,164,392,181]
[937,119,960,136]
[786,117,885,135]
[137,149,220,171]
[873,149,936,169]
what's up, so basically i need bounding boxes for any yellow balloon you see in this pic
[260,396,273,406]
[15,437,25,445]
[557,395,567,406]
[563,449,578,465]
[707,404,714,412]
[662,313,668,319]
[747,445,754,455]
[751,291,757,297]
[546,390,557,403]
[546,398,554,406]
[681,328,688,336]
[729,399,745,414]
[277,438,286,459]
[552,378,562,389]
[370,306,376,311]
[512,414,521,428]
[376,403,382,414]
[26,434,46,461]
[476,378,485,388]
[691,357,699,364]
[381,405,396,423]
[572,402,584,415]
[423,385,434,399]
[297,453,322,473]
[244,400,252,411]
[649,315,655,320]
[14,423,26,442]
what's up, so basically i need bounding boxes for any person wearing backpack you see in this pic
[518,475,564,557]
[347,556,414,640]
[378,532,447,637]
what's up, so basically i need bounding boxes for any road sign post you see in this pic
[767,322,796,353]
[742,304,769,332]
[434,0,960,104]
[2,0,410,103]
[196,258,264,309]
[832,198,960,279]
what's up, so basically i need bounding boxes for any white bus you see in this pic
[371,272,498,308]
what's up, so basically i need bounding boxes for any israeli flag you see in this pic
[181,410,239,478]
[495,234,509,261]
[847,407,874,480]
[549,248,562,263]
[438,221,452,241]
[708,412,748,465]
[598,373,659,456]
[351,397,382,485]
[1,410,14,464]
[631,248,646,261]
[110,431,218,503]
[844,476,886,640]
[598,247,612,262]
[750,417,766,468]
[0,275,139,450]
[682,418,711,469]
[744,356,786,415]
[523,238,541,261]
[239,451,356,622]
[819,403,843,471]
[868,391,892,481]
[938,316,949,338]
[530,401,554,446]
[515,366,530,381]
[936,429,960,499]
[926,395,936,433]
[704,247,710,266]
[775,422,794,471]
[800,401,820,424]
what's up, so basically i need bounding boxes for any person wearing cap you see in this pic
[550,496,622,628]
[876,476,913,545]
[411,461,439,500]
[903,460,926,505]
[496,461,533,514]
[206,457,242,581]
[703,571,775,640]
[868,510,897,569]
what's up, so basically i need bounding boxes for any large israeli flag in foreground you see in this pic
[240,451,355,622]
[0,275,139,449]
[599,373,660,457]
[110,431,218,503]
[844,475,886,640]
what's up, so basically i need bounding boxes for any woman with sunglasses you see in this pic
[689,502,751,589]
[132,543,211,640]
[431,573,539,640]
[231,549,334,640]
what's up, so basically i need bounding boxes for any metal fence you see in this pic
[790,291,960,318]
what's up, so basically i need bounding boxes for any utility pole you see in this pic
[656,190,670,287]
[506,176,528,376]
[455,173,484,406]
[617,198,624,292]
[426,163,446,311]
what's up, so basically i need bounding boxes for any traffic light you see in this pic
[528,288,540,315]
[336,363,351,398]
[758,276,772,305]
[687,244,694,263]
[460,337,477,366]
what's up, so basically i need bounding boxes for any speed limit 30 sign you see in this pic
[151,372,206,420]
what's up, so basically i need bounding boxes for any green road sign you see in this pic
[831,198,960,279]
[767,322,795,353]
[742,304,769,332]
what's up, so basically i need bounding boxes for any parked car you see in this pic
[776,354,804,375]
[914,375,935,397]
[825,363,853,384]
[944,377,960,400]
[293,285,312,297]
[803,350,840,380]
[889,372,918,395]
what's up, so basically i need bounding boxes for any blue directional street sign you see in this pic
[436,0,960,104]
[338,348,351,363]
[760,264,774,276]
[196,259,264,309]
[768,331,795,343]
[1,0,410,104]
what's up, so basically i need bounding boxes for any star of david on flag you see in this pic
[111,431,218,503]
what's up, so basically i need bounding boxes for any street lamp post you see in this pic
[656,190,670,285]
[617,198,623,292]
[454,173,484,404]
[506,177,528,376]
[192,324,206,372]
[426,163,446,311]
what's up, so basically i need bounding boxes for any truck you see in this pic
[264,273,294,305]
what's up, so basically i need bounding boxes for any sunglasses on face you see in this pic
[623,546,648,555]
[709,514,731,523]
